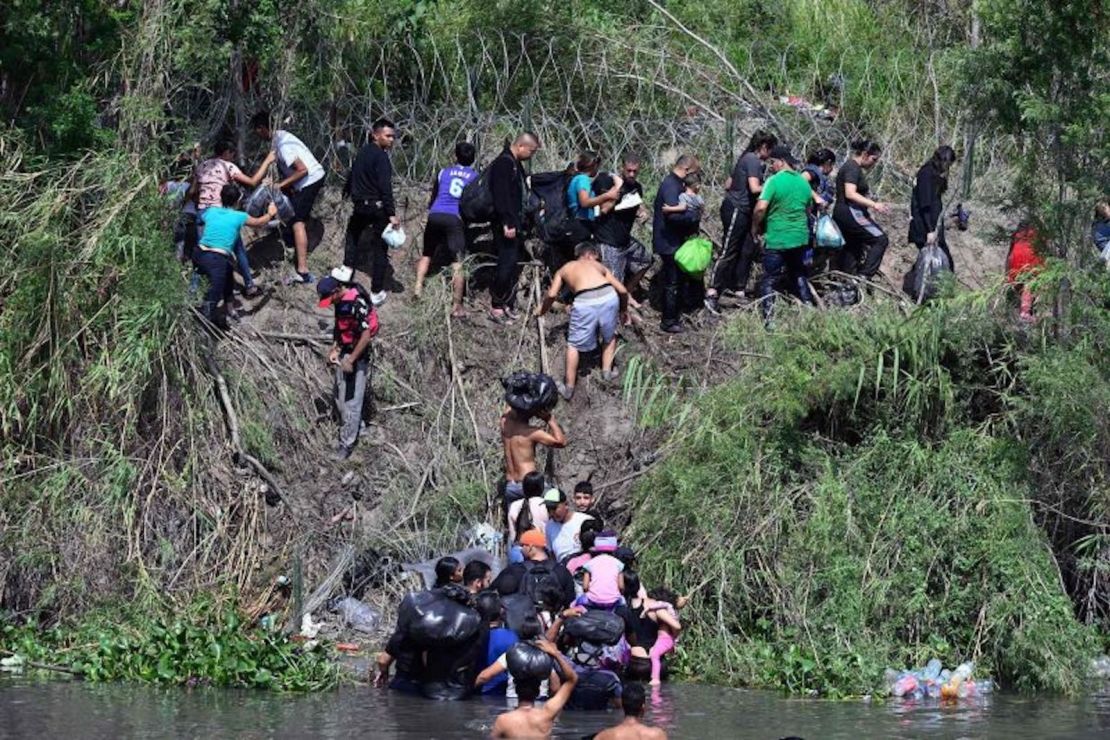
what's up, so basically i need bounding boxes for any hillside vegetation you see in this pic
[1,0,1107,694]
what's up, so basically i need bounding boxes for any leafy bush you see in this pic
[632,272,1108,696]
[1,601,338,691]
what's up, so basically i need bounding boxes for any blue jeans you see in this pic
[760,246,813,321]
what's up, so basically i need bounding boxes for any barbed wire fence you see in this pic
[171,26,1013,208]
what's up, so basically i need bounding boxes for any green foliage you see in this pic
[632,273,1109,696]
[962,0,1110,258]
[1,601,338,691]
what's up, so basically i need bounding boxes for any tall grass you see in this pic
[632,270,1110,695]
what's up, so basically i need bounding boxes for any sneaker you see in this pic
[370,290,388,306]
[243,285,264,299]
[661,321,685,334]
[704,295,721,316]
[557,382,575,401]
[331,445,353,462]
[601,369,619,382]
[487,309,512,325]
[284,271,316,286]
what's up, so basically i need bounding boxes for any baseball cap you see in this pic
[769,145,798,167]
[592,531,619,553]
[316,276,341,307]
[520,529,547,548]
[542,488,567,507]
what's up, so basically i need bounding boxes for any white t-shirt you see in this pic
[273,130,324,191]
[545,512,594,562]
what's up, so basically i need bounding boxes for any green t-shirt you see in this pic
[759,169,812,250]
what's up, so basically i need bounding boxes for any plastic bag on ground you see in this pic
[331,596,382,634]
[401,547,500,591]
[815,214,845,248]
[245,185,295,222]
[505,642,554,681]
[502,371,559,416]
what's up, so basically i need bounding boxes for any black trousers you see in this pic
[712,198,756,292]
[834,207,889,278]
[345,208,390,292]
[659,252,681,326]
[491,224,521,309]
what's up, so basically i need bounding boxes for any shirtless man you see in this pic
[490,640,578,739]
[535,242,629,400]
[595,682,668,740]
[500,405,567,502]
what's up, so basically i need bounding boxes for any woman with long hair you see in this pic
[705,130,778,314]
[909,145,958,270]
[833,139,891,277]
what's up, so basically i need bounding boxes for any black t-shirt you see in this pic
[727,152,765,209]
[591,174,643,248]
[835,159,870,217]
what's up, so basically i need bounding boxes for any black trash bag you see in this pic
[501,592,539,635]
[902,245,952,304]
[502,371,559,416]
[823,283,861,308]
[505,641,554,682]
[562,609,624,646]
[398,586,481,649]
[245,185,296,222]
[459,167,494,224]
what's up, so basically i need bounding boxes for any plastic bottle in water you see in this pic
[924,658,942,680]
[911,686,925,701]
[953,662,975,682]
[939,668,952,683]
[977,679,994,695]
[893,674,918,698]
[883,668,901,695]
[926,679,941,699]
[958,680,973,699]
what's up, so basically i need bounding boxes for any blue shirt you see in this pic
[429,165,478,217]
[567,173,595,220]
[481,627,519,695]
[199,207,248,254]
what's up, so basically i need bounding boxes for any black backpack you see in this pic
[527,171,591,246]
[459,166,495,224]
[518,560,563,606]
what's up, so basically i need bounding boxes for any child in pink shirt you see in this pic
[579,531,625,608]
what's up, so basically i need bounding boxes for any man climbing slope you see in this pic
[317,266,379,460]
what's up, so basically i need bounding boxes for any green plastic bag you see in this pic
[675,237,713,276]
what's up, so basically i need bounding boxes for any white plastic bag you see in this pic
[816,214,845,248]
[382,224,406,249]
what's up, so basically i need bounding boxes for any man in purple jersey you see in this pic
[415,141,478,318]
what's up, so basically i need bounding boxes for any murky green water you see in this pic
[2,678,1109,738]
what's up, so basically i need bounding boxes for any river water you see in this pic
[2,678,1109,738]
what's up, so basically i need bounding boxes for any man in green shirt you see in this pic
[751,145,815,325]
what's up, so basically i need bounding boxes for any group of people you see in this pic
[374,477,680,738]
[168,113,992,455]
